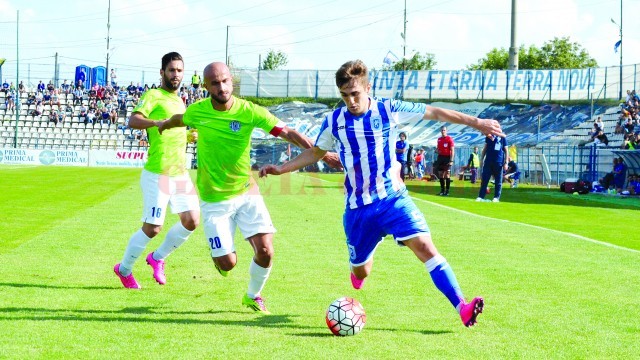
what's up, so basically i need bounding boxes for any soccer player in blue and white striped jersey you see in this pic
[259,60,504,327]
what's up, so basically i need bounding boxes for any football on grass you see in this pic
[326,297,366,336]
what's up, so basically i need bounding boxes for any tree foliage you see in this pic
[382,51,437,71]
[261,49,288,70]
[468,37,597,70]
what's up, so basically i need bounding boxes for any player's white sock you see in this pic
[247,259,271,298]
[119,229,152,276]
[153,222,193,260]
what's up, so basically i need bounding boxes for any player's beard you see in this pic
[211,91,231,105]
[163,74,181,91]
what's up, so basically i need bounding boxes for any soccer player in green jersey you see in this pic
[159,62,340,313]
[114,52,200,289]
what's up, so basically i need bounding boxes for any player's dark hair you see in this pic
[161,52,183,71]
[335,60,369,89]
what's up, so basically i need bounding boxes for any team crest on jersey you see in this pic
[371,116,381,129]
[229,120,241,132]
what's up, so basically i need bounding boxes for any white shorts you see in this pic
[140,169,199,225]
[201,193,276,258]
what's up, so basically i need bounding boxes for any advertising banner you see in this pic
[0,148,88,166]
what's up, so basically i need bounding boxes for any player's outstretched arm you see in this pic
[128,112,163,130]
[259,146,327,178]
[424,106,505,137]
[277,126,342,170]
[157,114,185,134]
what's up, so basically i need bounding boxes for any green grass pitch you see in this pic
[0,166,638,359]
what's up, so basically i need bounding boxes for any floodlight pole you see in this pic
[508,0,518,70]
[106,0,111,86]
[14,10,19,148]
[618,0,623,100]
[226,26,230,66]
[401,0,407,99]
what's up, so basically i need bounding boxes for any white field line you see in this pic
[298,173,640,255]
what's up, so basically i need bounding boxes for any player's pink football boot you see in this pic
[146,252,166,285]
[460,297,484,327]
[113,264,141,289]
[350,272,365,290]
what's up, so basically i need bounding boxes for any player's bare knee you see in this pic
[254,246,273,262]
[142,224,162,238]
[214,256,235,271]
[181,217,198,231]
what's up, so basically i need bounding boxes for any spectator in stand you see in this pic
[86,108,96,124]
[64,104,74,118]
[118,116,131,134]
[590,117,604,140]
[127,82,136,95]
[43,90,51,105]
[18,81,25,95]
[96,109,107,125]
[49,109,59,125]
[60,80,71,94]
[32,102,43,117]
[51,90,61,108]
[622,133,636,150]
[110,108,118,125]
[46,81,55,93]
[79,103,88,120]
[37,80,45,93]
[623,118,635,134]
[136,129,148,147]
[73,86,84,106]
[594,128,609,146]
[466,146,480,184]
[110,69,117,87]
[97,85,106,100]
[88,88,97,103]
[1,80,8,93]
[118,87,128,111]
[5,88,15,111]
[26,93,36,106]
[614,157,627,193]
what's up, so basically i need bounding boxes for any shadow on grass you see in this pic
[291,328,452,337]
[0,282,114,290]
[405,182,640,211]
[0,306,298,327]
[0,307,452,335]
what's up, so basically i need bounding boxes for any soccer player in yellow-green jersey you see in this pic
[159,62,341,313]
[113,52,200,290]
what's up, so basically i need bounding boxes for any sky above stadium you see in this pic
[0,0,638,86]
